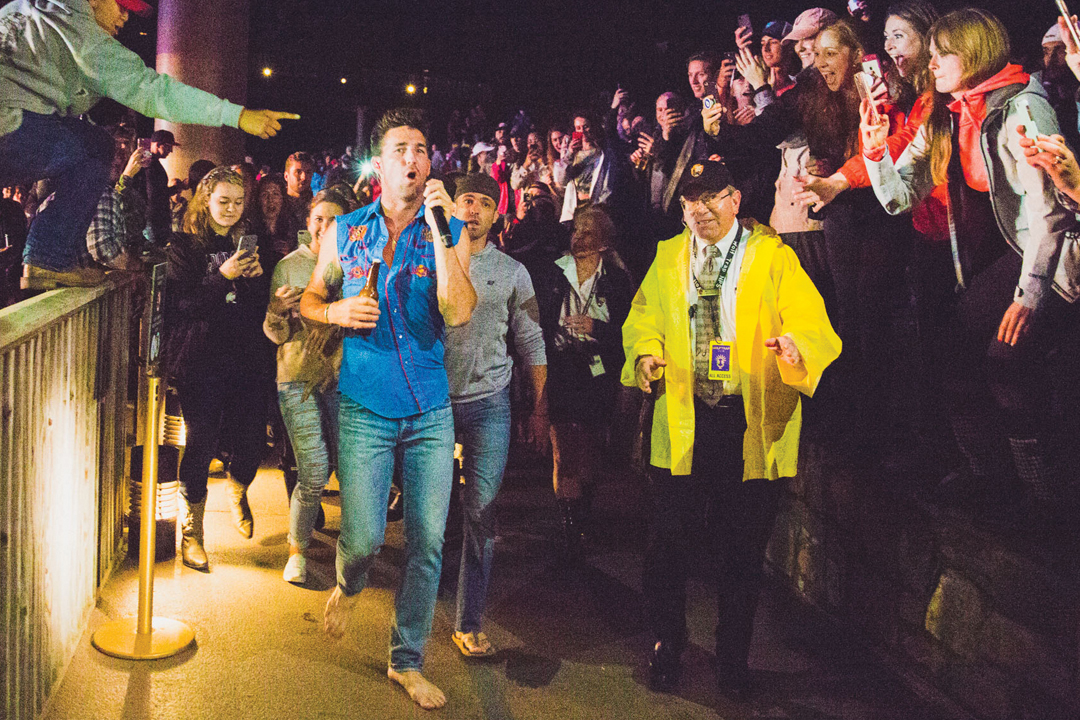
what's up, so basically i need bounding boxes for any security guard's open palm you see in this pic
[765,335,802,368]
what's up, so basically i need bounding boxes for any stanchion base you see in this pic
[92,617,195,660]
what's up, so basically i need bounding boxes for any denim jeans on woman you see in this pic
[336,393,455,672]
[0,112,113,271]
[278,381,339,550]
[451,385,512,635]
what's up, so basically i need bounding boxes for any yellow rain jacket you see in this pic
[621,220,841,478]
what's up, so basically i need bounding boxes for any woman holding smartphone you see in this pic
[263,189,347,584]
[165,165,272,571]
[862,9,1077,525]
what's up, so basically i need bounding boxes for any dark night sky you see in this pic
[3,0,1067,165]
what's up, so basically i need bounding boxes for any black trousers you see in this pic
[176,364,268,505]
[643,398,786,671]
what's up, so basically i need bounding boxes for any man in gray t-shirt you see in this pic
[444,173,547,657]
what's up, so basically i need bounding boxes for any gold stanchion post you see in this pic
[93,263,195,659]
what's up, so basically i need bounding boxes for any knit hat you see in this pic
[1043,23,1065,47]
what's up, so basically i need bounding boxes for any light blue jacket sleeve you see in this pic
[77,32,243,129]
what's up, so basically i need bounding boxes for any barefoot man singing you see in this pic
[300,108,476,710]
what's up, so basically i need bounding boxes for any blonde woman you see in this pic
[164,166,272,570]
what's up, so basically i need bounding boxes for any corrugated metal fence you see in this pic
[0,280,134,720]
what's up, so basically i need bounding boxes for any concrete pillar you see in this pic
[154,0,249,184]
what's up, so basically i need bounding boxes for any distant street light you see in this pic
[262,67,273,78]
[340,77,347,84]
[405,83,416,95]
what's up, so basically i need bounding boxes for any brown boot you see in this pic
[180,497,209,572]
[20,264,107,290]
[228,478,254,539]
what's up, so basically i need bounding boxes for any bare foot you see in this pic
[323,586,360,639]
[387,668,447,710]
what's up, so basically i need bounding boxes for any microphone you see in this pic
[431,206,455,248]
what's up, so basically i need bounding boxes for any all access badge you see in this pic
[708,340,733,381]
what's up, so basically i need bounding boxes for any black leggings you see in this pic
[176,366,268,505]
[932,252,1068,433]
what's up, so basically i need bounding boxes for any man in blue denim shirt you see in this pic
[300,108,476,710]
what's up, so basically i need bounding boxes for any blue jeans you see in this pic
[278,381,339,551]
[0,111,113,271]
[336,393,455,672]
[451,386,511,634]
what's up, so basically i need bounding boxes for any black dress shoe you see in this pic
[647,641,682,692]
[714,663,751,703]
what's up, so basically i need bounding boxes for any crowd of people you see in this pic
[4,0,1080,711]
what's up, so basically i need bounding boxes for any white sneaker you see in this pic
[283,554,307,584]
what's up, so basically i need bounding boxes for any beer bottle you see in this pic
[357,259,381,337]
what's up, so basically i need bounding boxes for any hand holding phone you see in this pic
[1056,0,1080,49]
[1016,98,1047,145]
[855,72,882,124]
[861,54,883,82]
[237,234,258,257]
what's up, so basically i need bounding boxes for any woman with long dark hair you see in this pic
[863,8,1078,523]
[165,165,273,570]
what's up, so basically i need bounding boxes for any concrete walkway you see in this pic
[44,458,965,720]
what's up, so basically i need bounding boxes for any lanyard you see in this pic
[691,224,742,296]
[566,267,601,325]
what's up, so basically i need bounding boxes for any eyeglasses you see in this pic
[679,190,734,210]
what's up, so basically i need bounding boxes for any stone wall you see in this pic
[767,441,1080,720]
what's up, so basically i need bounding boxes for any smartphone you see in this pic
[1016,98,1044,138]
[737,14,753,36]
[1056,0,1080,48]
[855,72,882,123]
[237,234,258,257]
[702,94,718,110]
[861,54,883,81]
[297,229,312,247]
[137,138,151,152]
[571,131,584,143]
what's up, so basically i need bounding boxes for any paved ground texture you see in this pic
[44,454,967,720]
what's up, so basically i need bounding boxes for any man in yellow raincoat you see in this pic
[622,159,840,698]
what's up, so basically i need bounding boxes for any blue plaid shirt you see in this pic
[336,200,465,419]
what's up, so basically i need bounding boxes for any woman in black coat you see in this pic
[164,165,273,571]
[536,205,635,560]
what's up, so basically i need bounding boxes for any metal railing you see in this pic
[0,279,135,720]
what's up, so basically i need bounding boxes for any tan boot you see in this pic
[227,478,254,539]
[180,497,209,572]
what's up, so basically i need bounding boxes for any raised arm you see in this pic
[423,181,476,327]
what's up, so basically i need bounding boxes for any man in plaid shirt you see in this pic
[86,132,150,271]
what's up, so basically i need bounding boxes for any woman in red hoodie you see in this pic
[862,8,1078,526]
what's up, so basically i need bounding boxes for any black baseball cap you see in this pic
[762,20,793,40]
[453,173,501,204]
[149,129,178,146]
[678,159,735,198]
